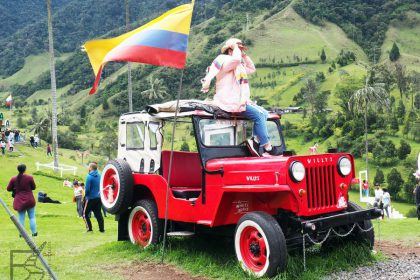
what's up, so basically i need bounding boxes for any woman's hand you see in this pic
[201,78,210,93]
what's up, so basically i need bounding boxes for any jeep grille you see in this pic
[305,165,337,209]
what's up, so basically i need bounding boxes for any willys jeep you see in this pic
[99,102,381,278]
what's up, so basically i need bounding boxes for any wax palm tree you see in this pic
[47,0,59,172]
[141,76,168,100]
[349,70,390,180]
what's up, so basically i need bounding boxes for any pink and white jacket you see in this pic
[202,47,256,112]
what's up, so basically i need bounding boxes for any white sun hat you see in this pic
[221,38,243,54]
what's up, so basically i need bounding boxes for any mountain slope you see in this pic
[381,11,420,71]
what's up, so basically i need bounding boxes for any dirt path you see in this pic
[375,239,420,258]
[113,261,208,280]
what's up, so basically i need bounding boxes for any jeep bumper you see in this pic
[301,207,382,233]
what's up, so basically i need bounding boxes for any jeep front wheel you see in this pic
[100,159,133,214]
[347,201,375,248]
[128,199,163,248]
[234,212,287,278]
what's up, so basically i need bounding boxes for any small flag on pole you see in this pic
[84,2,194,94]
[5,95,12,106]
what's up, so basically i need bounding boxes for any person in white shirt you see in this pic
[34,135,39,148]
[9,131,15,144]
[63,179,72,188]
[382,189,391,218]
[73,182,84,217]
[8,140,14,152]
[374,184,383,208]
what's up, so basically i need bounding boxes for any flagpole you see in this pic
[125,0,133,112]
[161,69,184,264]
[161,0,195,264]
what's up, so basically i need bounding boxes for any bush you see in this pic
[320,49,326,63]
[69,123,81,132]
[374,168,385,185]
[389,42,400,62]
[336,50,356,67]
[397,139,411,160]
[406,207,418,218]
[180,142,190,152]
[403,171,418,203]
[387,168,404,200]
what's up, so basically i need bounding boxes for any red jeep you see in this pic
[100,104,381,278]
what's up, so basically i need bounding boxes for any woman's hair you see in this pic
[17,164,26,184]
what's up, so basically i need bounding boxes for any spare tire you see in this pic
[100,159,133,214]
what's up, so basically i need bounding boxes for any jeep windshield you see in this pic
[198,119,283,147]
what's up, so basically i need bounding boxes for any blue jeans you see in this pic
[18,207,37,234]
[363,189,369,197]
[239,104,270,145]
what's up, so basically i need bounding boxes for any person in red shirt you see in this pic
[362,180,369,197]
[7,164,38,236]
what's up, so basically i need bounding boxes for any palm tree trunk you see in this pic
[364,103,368,181]
[125,0,133,112]
[364,74,369,181]
[47,0,59,172]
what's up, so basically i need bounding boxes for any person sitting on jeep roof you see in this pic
[201,38,280,157]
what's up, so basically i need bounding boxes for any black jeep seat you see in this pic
[171,188,201,200]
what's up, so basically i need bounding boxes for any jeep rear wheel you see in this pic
[235,212,287,278]
[128,199,163,248]
[100,159,133,214]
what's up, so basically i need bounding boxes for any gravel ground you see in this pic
[325,252,420,280]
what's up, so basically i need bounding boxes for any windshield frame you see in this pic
[192,115,286,165]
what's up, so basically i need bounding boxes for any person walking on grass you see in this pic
[83,162,104,233]
[8,140,14,152]
[34,134,39,148]
[373,183,383,207]
[6,164,38,237]
[382,188,391,218]
[201,38,279,157]
[0,140,5,155]
[46,144,52,156]
[73,181,84,218]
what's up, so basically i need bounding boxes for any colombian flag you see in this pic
[84,2,194,94]
[5,95,12,106]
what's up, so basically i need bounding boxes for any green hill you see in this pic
[381,11,420,71]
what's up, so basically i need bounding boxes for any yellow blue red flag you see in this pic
[84,2,194,94]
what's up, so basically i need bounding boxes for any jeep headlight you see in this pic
[338,156,351,177]
[290,161,305,182]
